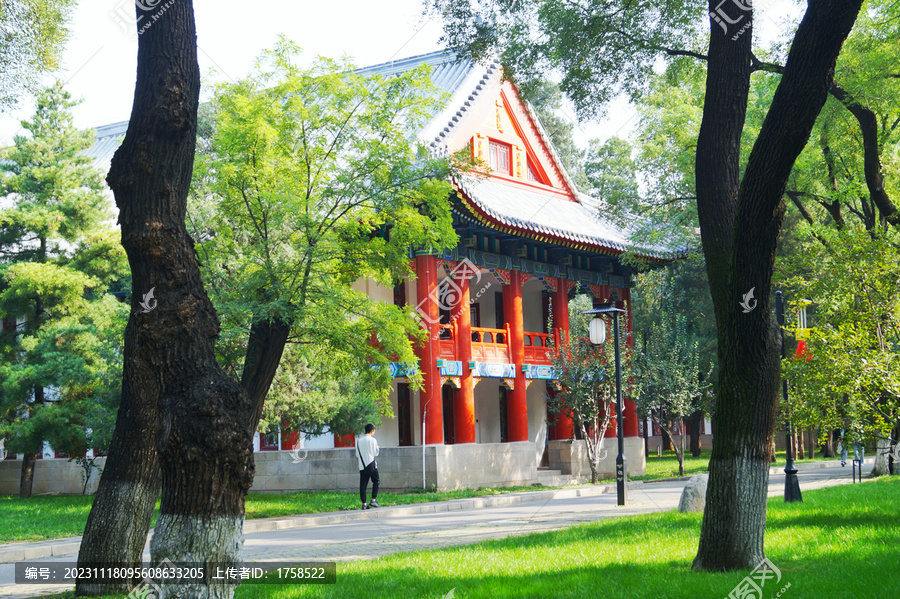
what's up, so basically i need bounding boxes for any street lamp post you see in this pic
[584,302,627,506]
[776,290,802,503]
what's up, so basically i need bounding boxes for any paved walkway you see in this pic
[0,458,873,598]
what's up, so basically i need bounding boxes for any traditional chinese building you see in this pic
[0,50,669,495]
[286,50,671,488]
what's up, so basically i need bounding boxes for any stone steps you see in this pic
[536,468,572,487]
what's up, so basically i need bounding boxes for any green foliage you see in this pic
[258,345,384,437]
[189,39,462,429]
[0,82,127,459]
[429,0,705,119]
[550,297,638,481]
[633,283,709,470]
[782,224,900,444]
[0,0,76,111]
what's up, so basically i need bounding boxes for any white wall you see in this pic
[527,380,549,464]
[522,278,545,332]
[474,378,502,444]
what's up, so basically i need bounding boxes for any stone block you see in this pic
[678,473,708,513]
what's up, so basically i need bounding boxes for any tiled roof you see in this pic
[82,121,128,172]
[454,177,630,254]
[81,51,666,259]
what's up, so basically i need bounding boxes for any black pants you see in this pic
[359,462,379,504]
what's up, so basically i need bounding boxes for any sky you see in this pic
[1,0,638,151]
[0,0,803,151]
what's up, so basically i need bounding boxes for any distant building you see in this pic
[2,51,674,493]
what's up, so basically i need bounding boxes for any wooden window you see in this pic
[442,385,456,444]
[494,292,504,329]
[397,383,412,447]
[393,281,406,308]
[489,141,511,174]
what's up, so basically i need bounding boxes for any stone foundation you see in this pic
[0,439,647,495]
[548,437,646,479]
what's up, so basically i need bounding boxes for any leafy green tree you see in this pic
[0,0,76,111]
[783,224,900,473]
[0,81,127,498]
[189,38,460,429]
[258,344,383,439]
[634,293,710,476]
[549,295,638,483]
[431,0,864,570]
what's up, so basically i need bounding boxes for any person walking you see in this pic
[838,428,848,466]
[357,423,380,510]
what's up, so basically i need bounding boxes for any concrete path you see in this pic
[0,458,874,598]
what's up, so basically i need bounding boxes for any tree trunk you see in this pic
[18,449,37,499]
[690,410,703,457]
[19,384,45,499]
[829,85,899,227]
[643,416,650,459]
[661,426,674,452]
[693,0,862,572]
[807,429,816,459]
[872,438,892,476]
[241,317,291,422]
[80,3,257,598]
[824,430,835,458]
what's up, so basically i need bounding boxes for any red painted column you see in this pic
[454,268,476,443]
[621,287,640,437]
[503,269,528,442]
[551,276,573,440]
[415,253,443,445]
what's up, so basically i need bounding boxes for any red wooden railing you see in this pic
[471,326,510,362]
[523,331,553,364]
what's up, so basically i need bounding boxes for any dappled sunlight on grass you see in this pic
[235,477,900,599]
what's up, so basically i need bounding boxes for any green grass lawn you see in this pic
[1,449,851,543]
[233,476,900,599]
[0,486,548,544]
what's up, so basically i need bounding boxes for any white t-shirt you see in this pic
[356,434,379,470]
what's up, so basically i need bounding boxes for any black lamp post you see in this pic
[776,290,802,502]
[584,302,627,506]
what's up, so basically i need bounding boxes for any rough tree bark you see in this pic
[693,0,862,571]
[18,447,37,498]
[79,2,262,598]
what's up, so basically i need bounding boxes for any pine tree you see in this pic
[0,81,127,498]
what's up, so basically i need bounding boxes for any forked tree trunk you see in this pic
[80,3,258,598]
[693,0,861,571]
